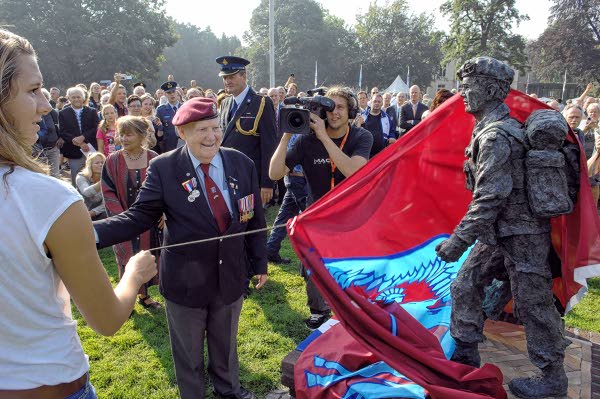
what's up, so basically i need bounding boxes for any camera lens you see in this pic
[288,111,306,129]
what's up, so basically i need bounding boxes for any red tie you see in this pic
[200,164,231,233]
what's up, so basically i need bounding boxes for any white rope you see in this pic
[148,223,288,252]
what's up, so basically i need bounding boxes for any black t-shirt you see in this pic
[364,111,384,157]
[285,125,373,204]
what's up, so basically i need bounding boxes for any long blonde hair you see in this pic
[0,29,47,180]
[80,152,106,181]
[98,104,116,134]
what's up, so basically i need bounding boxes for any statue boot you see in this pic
[450,340,480,368]
[508,364,568,398]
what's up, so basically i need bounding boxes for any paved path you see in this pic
[482,320,593,399]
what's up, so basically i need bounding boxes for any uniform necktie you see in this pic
[228,100,238,123]
[173,105,178,113]
[200,163,231,233]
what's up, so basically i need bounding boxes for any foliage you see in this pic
[527,0,600,84]
[243,0,442,91]
[242,0,359,90]
[354,0,444,90]
[0,0,177,88]
[440,0,528,71]
[527,21,600,84]
[550,0,600,42]
[157,23,241,91]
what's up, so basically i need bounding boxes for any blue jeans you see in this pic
[64,376,97,399]
[266,175,308,256]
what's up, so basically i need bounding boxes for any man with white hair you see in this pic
[399,85,427,133]
[58,86,100,185]
[133,82,146,97]
[277,86,286,104]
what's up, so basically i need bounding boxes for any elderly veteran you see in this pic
[94,97,267,399]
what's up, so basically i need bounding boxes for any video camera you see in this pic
[279,88,335,135]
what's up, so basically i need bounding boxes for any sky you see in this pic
[164,0,552,43]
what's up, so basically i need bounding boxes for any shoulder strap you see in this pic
[235,96,265,137]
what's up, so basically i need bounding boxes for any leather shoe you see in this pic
[215,387,256,399]
[267,254,291,264]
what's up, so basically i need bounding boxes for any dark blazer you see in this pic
[399,102,428,133]
[58,106,99,159]
[94,146,267,308]
[40,109,59,148]
[156,103,179,153]
[386,105,399,135]
[219,87,277,188]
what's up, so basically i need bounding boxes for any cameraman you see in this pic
[269,86,373,329]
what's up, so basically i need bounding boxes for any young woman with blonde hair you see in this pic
[96,104,118,156]
[88,82,102,110]
[140,93,163,153]
[0,29,156,398]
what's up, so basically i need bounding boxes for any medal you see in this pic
[238,194,255,223]
[182,177,199,202]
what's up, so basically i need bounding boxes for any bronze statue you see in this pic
[436,56,574,398]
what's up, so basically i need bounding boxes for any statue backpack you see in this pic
[522,109,580,218]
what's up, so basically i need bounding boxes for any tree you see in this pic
[157,23,241,91]
[527,0,600,84]
[550,0,600,42]
[354,0,444,89]
[0,0,177,88]
[242,0,359,90]
[440,0,528,71]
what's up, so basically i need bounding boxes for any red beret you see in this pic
[172,97,219,126]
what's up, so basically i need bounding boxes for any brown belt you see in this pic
[289,172,304,177]
[0,373,88,399]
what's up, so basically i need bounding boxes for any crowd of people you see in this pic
[2,25,599,399]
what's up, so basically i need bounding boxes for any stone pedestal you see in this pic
[281,350,300,398]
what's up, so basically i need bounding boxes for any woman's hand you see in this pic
[124,251,157,287]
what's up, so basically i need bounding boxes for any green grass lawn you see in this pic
[76,206,600,398]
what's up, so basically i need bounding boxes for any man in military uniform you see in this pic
[156,81,181,153]
[216,56,277,206]
[435,57,569,398]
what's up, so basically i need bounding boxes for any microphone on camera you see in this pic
[283,96,302,105]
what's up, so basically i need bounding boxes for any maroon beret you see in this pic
[172,97,219,126]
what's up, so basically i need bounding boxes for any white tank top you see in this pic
[0,166,89,389]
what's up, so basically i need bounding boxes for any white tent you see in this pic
[383,75,409,94]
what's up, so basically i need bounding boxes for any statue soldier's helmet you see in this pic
[457,56,515,85]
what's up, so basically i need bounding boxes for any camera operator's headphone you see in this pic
[346,89,359,120]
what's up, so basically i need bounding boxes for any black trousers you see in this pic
[165,296,244,399]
